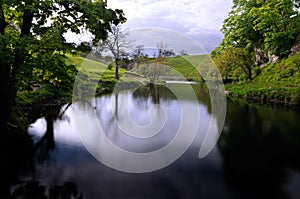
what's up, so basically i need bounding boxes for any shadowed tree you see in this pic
[214,47,255,80]
[0,0,126,133]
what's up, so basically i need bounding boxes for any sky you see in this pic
[107,0,233,53]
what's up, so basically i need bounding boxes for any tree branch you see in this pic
[21,4,34,36]
[0,4,7,35]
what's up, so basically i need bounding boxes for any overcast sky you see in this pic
[107,0,233,52]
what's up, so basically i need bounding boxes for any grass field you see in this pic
[67,53,212,83]
[67,54,127,82]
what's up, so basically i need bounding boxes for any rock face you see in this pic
[254,48,279,66]
[290,43,300,56]
[268,52,279,64]
[255,48,269,65]
[254,42,299,65]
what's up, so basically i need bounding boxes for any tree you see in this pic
[214,47,255,80]
[96,25,131,80]
[179,49,188,56]
[218,0,300,58]
[214,0,300,83]
[219,0,263,52]
[249,0,300,56]
[136,42,174,84]
[137,62,169,84]
[157,42,175,59]
[0,0,126,133]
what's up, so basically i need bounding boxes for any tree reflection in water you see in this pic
[3,84,300,198]
[0,128,34,198]
[11,180,83,199]
[0,102,83,199]
[218,99,300,199]
[34,102,72,162]
[132,84,176,106]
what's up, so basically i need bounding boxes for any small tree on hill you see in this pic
[96,25,132,79]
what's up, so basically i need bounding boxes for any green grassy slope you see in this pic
[226,52,300,105]
[166,55,204,81]
[67,54,127,82]
[137,54,213,82]
[67,53,221,84]
[67,54,129,94]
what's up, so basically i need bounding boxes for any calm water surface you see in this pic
[28,83,300,199]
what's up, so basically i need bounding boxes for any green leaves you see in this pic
[213,47,255,80]
[220,0,300,57]
[248,0,300,56]
[0,0,126,108]
[215,0,300,82]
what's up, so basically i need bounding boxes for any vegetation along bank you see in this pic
[211,0,300,107]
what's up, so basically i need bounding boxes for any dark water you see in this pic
[25,83,300,199]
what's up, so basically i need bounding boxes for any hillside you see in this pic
[165,55,213,82]
[225,51,300,106]
[67,54,128,94]
[68,53,212,82]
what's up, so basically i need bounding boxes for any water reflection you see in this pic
[11,179,83,199]
[72,84,213,173]
[219,99,300,199]
[0,129,34,198]
[34,103,73,162]
[26,84,300,199]
[0,102,83,198]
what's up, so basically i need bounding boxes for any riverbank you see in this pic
[225,83,300,107]
[224,52,300,107]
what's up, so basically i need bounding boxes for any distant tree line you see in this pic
[92,26,177,81]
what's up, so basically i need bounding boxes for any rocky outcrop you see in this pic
[254,48,279,66]
[255,48,269,65]
[268,52,279,64]
[290,43,300,56]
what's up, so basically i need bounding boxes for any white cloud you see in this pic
[127,28,207,55]
[108,0,232,52]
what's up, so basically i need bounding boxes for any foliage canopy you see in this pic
[213,0,300,81]
[0,0,126,131]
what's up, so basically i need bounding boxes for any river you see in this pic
[27,83,300,199]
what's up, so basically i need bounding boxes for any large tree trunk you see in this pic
[44,114,55,150]
[248,65,252,80]
[0,63,10,134]
[115,58,119,80]
[0,4,7,35]
[0,5,34,133]
[0,4,9,133]
[8,7,34,108]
